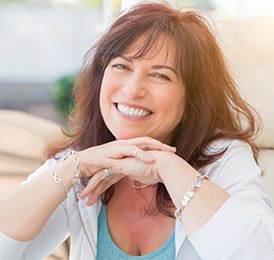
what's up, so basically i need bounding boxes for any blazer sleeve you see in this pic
[0,158,70,260]
[188,140,274,259]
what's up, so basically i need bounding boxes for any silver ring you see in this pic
[104,168,114,178]
[133,147,140,157]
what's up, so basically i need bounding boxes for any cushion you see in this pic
[216,17,274,148]
[0,110,64,175]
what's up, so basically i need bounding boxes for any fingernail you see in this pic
[147,157,155,163]
[78,193,84,199]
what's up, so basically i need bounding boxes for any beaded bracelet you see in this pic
[174,174,208,219]
[70,150,84,203]
[49,167,69,198]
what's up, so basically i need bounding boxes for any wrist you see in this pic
[156,153,194,182]
[156,156,199,206]
[55,156,75,190]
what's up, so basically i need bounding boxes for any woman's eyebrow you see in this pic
[152,65,178,76]
[118,55,133,63]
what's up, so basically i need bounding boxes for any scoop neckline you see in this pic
[101,204,175,258]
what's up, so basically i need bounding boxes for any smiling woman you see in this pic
[1,2,274,260]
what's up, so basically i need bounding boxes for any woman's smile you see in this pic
[115,102,153,118]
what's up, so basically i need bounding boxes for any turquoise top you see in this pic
[96,204,175,259]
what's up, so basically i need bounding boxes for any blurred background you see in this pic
[0,0,274,259]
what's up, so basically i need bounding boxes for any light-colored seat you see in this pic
[0,109,68,259]
[0,109,64,176]
[216,16,274,202]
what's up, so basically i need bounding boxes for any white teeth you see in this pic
[117,103,151,117]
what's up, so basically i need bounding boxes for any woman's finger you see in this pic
[78,159,102,178]
[123,136,176,152]
[80,166,120,197]
[82,146,156,171]
[84,174,123,206]
[80,137,175,170]
[111,146,155,163]
[85,178,117,206]
[79,169,106,198]
[131,147,155,163]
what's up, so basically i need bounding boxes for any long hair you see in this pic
[46,3,259,217]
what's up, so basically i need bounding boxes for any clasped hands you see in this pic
[74,137,176,205]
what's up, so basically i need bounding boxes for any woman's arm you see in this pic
[0,137,175,242]
[0,156,75,242]
[156,151,230,236]
[156,140,274,259]
[0,157,71,259]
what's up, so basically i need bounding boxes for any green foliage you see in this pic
[51,74,77,118]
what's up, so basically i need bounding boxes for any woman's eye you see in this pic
[151,73,171,81]
[112,63,129,70]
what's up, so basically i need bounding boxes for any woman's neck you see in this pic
[110,179,159,214]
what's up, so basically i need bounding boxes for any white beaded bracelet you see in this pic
[49,167,69,198]
[174,174,208,219]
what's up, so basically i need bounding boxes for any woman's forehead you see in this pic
[120,34,177,65]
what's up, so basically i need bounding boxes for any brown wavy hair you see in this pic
[46,2,259,217]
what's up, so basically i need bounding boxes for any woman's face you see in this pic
[99,37,185,142]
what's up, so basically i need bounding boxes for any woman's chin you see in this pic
[114,132,146,140]
[113,131,167,143]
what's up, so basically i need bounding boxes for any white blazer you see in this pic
[1,139,274,259]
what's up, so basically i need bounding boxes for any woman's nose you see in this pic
[122,74,147,99]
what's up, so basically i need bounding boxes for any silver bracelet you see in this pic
[174,174,208,219]
[70,150,83,202]
[49,167,69,198]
